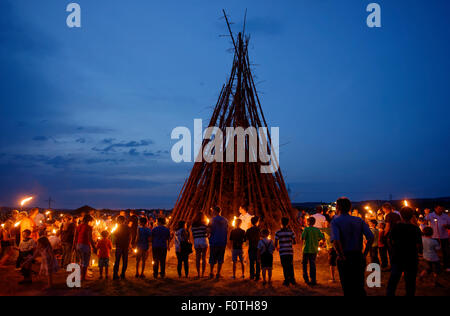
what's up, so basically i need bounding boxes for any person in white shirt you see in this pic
[425,205,450,272]
[238,207,253,232]
[311,206,326,229]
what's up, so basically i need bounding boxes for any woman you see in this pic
[175,221,191,278]
[191,213,209,278]
[73,215,97,281]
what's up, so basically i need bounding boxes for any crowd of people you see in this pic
[0,199,448,296]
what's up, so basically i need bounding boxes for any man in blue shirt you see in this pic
[151,217,171,278]
[331,197,374,296]
[208,206,228,279]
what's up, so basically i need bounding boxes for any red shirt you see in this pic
[97,238,112,259]
[76,224,92,246]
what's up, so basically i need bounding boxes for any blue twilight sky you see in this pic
[1,0,449,209]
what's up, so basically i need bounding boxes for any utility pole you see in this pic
[45,196,54,209]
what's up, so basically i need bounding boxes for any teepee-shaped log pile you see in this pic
[170,12,296,232]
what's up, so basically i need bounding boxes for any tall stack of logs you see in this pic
[169,12,297,233]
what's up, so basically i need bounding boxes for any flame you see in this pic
[14,221,21,228]
[404,200,409,207]
[232,216,237,228]
[45,211,51,216]
[110,223,118,233]
[134,248,138,254]
[364,206,370,210]
[206,218,210,225]
[20,197,33,207]
[52,229,56,234]
[268,235,271,240]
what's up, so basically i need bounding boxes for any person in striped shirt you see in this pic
[275,217,297,286]
[191,212,209,278]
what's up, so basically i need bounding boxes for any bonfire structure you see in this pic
[170,12,297,231]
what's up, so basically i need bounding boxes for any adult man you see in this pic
[331,197,374,296]
[60,215,76,268]
[238,206,253,231]
[311,205,327,229]
[209,206,228,279]
[113,216,131,280]
[386,207,422,296]
[151,217,170,279]
[382,202,401,270]
[245,216,261,281]
[426,205,450,272]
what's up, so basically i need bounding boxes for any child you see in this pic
[17,230,36,284]
[16,229,36,269]
[323,218,337,282]
[301,217,324,285]
[275,217,296,286]
[369,220,380,264]
[420,227,441,287]
[136,217,152,278]
[229,219,246,279]
[96,230,112,279]
[257,229,275,285]
[26,236,59,289]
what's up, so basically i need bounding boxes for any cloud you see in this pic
[76,138,86,144]
[92,139,154,154]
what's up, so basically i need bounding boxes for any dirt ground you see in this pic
[0,248,449,296]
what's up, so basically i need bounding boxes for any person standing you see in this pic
[191,212,208,278]
[331,197,374,296]
[382,202,401,270]
[311,205,327,229]
[151,217,171,279]
[73,215,97,281]
[229,219,246,279]
[60,215,75,268]
[386,207,423,296]
[426,205,450,272]
[275,217,297,286]
[135,217,152,278]
[301,217,324,285]
[208,206,228,279]
[175,221,191,278]
[245,216,261,281]
[128,210,139,248]
[112,216,131,280]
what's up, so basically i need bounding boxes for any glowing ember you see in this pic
[20,197,33,207]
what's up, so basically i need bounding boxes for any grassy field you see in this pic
[1,248,449,296]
